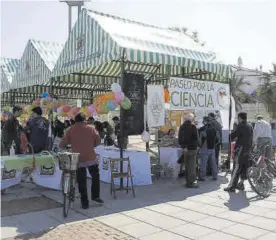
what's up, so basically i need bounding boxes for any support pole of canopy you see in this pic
[48,77,54,150]
[68,6,72,35]
[226,79,232,172]
[119,48,126,189]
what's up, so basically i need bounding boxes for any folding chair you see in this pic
[109,157,135,199]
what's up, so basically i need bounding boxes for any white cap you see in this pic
[184,113,194,121]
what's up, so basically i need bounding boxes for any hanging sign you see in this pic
[168,77,230,111]
[147,85,165,127]
[122,73,145,135]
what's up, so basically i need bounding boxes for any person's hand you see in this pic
[183,148,188,152]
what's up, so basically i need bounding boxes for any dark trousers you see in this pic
[77,165,100,203]
[183,150,197,185]
[229,150,250,188]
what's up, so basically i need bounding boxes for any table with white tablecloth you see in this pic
[159,147,183,165]
[89,146,152,186]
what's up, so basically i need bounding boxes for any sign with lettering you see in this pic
[169,77,230,111]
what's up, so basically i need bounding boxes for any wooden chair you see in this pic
[109,157,135,199]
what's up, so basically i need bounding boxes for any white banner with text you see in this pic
[169,77,230,111]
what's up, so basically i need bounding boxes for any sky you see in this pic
[1,0,275,71]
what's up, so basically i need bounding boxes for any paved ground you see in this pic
[2,137,276,239]
[2,174,276,240]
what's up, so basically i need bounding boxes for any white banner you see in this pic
[147,85,165,127]
[169,77,230,111]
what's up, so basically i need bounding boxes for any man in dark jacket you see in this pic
[27,106,49,153]
[199,117,220,181]
[208,112,222,171]
[224,112,253,192]
[1,106,22,155]
[178,113,199,188]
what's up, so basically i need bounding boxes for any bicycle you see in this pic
[247,146,273,198]
[57,152,80,217]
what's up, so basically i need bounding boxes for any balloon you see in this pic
[141,131,150,142]
[111,83,122,92]
[88,104,96,114]
[46,96,52,101]
[105,92,115,101]
[98,104,109,114]
[41,92,49,98]
[120,97,132,110]
[115,92,125,103]
[62,105,71,113]
[40,99,48,106]
[106,100,116,111]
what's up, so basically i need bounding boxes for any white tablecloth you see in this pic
[159,147,183,165]
[88,146,152,186]
[1,146,152,190]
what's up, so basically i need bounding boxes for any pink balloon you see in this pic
[62,105,71,113]
[115,92,125,103]
[88,104,96,114]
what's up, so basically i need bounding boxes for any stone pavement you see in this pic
[1,174,276,240]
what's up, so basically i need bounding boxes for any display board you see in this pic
[122,73,145,135]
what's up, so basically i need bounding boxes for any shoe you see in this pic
[92,198,104,204]
[81,201,89,209]
[224,187,235,192]
[198,178,205,181]
[236,182,245,191]
[186,183,198,188]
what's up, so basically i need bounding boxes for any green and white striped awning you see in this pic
[12,39,64,89]
[1,57,20,93]
[52,8,233,85]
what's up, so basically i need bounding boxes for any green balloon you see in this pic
[120,97,132,110]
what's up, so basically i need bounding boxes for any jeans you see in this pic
[183,150,197,185]
[76,164,100,204]
[200,148,217,179]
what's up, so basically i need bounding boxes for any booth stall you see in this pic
[0,57,20,106]
[1,9,234,191]
[49,8,233,187]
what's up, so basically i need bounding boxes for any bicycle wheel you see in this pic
[62,172,72,218]
[247,167,273,198]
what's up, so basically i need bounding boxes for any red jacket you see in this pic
[60,122,100,163]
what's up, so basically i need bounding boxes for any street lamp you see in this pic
[59,0,90,36]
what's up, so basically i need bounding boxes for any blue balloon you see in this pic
[41,92,49,98]
[107,101,116,111]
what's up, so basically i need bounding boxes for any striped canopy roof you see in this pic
[12,39,64,89]
[51,8,233,88]
[1,57,20,93]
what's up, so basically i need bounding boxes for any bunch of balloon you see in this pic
[1,106,11,120]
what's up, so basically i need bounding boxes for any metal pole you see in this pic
[68,5,72,35]
[48,77,54,150]
[119,48,125,188]
[78,5,81,15]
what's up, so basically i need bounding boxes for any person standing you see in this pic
[208,112,222,173]
[198,117,220,181]
[27,107,49,153]
[102,121,114,146]
[224,112,253,192]
[1,106,23,155]
[253,115,272,157]
[112,116,128,149]
[178,113,199,188]
[60,113,103,209]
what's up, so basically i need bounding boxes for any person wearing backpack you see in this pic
[198,116,220,181]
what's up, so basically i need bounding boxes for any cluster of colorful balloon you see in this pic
[1,106,12,120]
[90,83,132,115]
